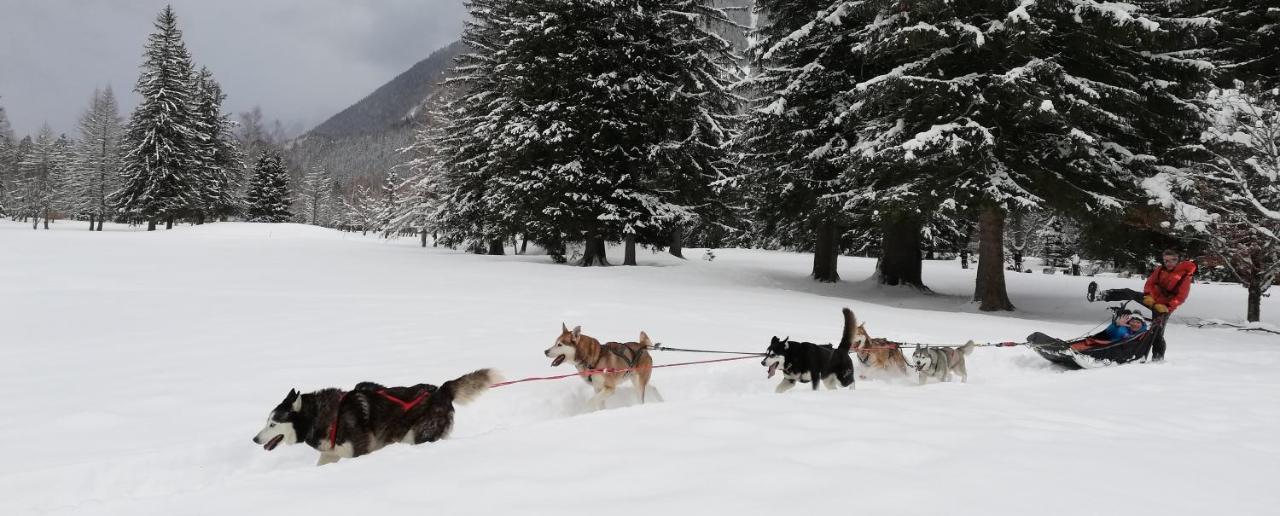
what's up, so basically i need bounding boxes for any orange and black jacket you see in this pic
[1143,261,1197,312]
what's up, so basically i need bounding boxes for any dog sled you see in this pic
[1026,303,1167,369]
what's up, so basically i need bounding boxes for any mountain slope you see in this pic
[307,40,465,139]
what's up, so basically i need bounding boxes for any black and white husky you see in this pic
[761,308,857,392]
[252,368,500,465]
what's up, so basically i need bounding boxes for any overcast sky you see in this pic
[0,0,468,137]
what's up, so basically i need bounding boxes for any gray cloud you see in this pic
[0,0,468,137]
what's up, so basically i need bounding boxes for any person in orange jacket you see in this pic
[1089,249,1197,313]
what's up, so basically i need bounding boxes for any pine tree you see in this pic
[0,103,15,217]
[376,170,406,238]
[244,150,291,222]
[342,184,380,236]
[297,165,335,226]
[73,87,124,231]
[739,0,850,282]
[17,125,72,229]
[1152,88,1280,322]
[807,0,1212,309]
[433,0,742,266]
[191,68,243,223]
[111,6,202,231]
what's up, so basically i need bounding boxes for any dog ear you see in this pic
[562,322,568,334]
[571,325,581,339]
[639,331,650,345]
[292,393,303,412]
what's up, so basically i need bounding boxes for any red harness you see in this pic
[326,388,431,450]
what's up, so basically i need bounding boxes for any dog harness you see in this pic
[326,389,431,450]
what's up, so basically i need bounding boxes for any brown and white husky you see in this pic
[544,324,656,410]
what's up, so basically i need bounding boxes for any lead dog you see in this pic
[911,341,976,384]
[252,369,500,465]
[544,324,655,410]
[761,308,857,392]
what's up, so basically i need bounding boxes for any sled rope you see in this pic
[648,343,765,356]
[489,355,759,388]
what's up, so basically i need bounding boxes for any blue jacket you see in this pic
[1101,320,1147,342]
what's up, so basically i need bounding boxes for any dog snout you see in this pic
[252,436,260,444]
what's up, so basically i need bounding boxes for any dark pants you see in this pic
[1099,288,1166,361]
[1099,288,1145,304]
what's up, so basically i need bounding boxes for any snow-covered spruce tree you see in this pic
[111,6,201,231]
[72,87,123,231]
[342,184,380,236]
[191,68,243,223]
[738,0,851,281]
[614,0,743,265]
[819,0,1212,310]
[395,100,450,248]
[296,165,335,226]
[427,0,516,254]
[0,103,14,217]
[375,170,408,239]
[435,0,742,266]
[1151,88,1280,322]
[17,126,73,229]
[244,151,291,222]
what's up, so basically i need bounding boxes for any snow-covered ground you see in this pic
[1,220,1276,516]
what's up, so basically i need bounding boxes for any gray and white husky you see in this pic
[252,368,500,465]
[911,341,976,384]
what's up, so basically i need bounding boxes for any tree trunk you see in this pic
[32,215,38,230]
[421,229,428,248]
[88,214,95,230]
[43,209,50,229]
[148,220,157,231]
[974,205,1014,311]
[488,238,505,255]
[580,236,610,266]
[512,235,520,255]
[196,213,205,225]
[520,237,528,254]
[876,217,925,288]
[624,234,637,266]
[811,218,840,282]
[165,217,173,230]
[669,225,685,259]
[96,216,104,231]
[960,249,970,269]
[1247,283,1262,323]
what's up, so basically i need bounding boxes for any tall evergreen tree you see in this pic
[244,150,292,222]
[296,165,335,226]
[111,6,201,231]
[0,103,14,217]
[191,67,243,223]
[794,0,1212,309]
[17,125,73,229]
[73,86,124,231]
[432,0,741,266]
[739,0,850,282]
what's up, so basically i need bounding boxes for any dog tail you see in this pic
[961,340,976,356]
[438,368,502,406]
[838,308,856,353]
